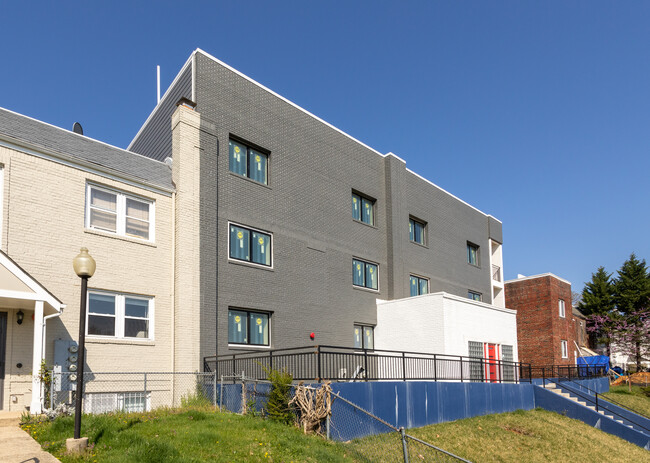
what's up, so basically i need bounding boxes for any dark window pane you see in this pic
[353,260,365,287]
[230,225,250,261]
[365,263,378,290]
[361,198,374,224]
[125,298,148,318]
[353,326,362,349]
[409,219,414,241]
[88,315,115,336]
[89,293,115,315]
[251,231,271,266]
[125,319,148,338]
[364,327,374,349]
[249,313,269,345]
[229,141,247,176]
[410,276,418,297]
[352,194,361,221]
[248,149,268,184]
[229,310,248,344]
[419,278,428,295]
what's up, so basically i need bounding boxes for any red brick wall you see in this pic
[505,275,578,366]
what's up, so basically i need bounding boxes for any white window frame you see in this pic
[86,183,155,242]
[558,299,566,318]
[84,391,150,414]
[561,340,568,358]
[86,290,154,341]
[227,221,274,269]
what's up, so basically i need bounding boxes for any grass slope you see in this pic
[22,408,649,462]
[602,385,650,418]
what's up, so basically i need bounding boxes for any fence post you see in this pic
[326,415,331,440]
[542,367,546,388]
[433,354,437,381]
[213,371,218,410]
[460,356,464,383]
[595,393,599,413]
[317,345,322,383]
[241,374,247,414]
[143,373,147,410]
[400,427,409,463]
[232,355,236,382]
[269,350,273,373]
[219,376,224,411]
[402,352,406,382]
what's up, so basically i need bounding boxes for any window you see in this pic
[228,309,270,346]
[409,218,426,245]
[410,275,429,296]
[229,139,268,185]
[84,392,149,414]
[229,223,272,267]
[354,325,374,349]
[87,291,152,340]
[467,242,479,266]
[559,299,566,318]
[86,184,153,241]
[502,344,515,382]
[468,290,482,301]
[353,258,378,290]
[351,192,375,225]
[561,340,568,358]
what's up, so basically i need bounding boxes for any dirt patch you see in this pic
[503,425,536,436]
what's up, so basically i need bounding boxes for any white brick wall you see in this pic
[375,292,518,360]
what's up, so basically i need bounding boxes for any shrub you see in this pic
[265,367,294,424]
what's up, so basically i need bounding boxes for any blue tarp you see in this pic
[577,355,610,376]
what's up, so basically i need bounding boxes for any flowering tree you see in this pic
[588,310,650,371]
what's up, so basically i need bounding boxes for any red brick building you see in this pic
[505,273,579,366]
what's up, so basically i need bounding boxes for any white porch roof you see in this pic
[0,250,64,315]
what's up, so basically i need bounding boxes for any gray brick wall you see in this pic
[131,50,503,357]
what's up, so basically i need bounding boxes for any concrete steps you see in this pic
[544,385,632,427]
[0,411,23,427]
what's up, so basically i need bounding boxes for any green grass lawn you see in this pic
[602,385,650,417]
[22,407,650,462]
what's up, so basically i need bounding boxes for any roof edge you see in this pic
[505,273,572,286]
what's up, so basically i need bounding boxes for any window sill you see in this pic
[353,219,378,230]
[227,258,274,272]
[467,263,481,269]
[409,241,428,249]
[228,344,271,350]
[229,171,272,189]
[352,285,380,295]
[86,337,154,346]
[84,229,157,248]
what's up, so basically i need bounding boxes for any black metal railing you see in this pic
[544,378,650,434]
[525,363,608,381]
[204,345,531,384]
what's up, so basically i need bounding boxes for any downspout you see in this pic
[171,191,176,399]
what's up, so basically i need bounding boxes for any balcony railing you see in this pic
[492,264,501,282]
[203,345,530,384]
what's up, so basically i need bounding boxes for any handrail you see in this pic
[554,376,650,421]
[544,378,650,433]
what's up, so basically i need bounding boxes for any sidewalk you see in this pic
[0,412,61,463]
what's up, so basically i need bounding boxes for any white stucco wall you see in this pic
[375,292,518,360]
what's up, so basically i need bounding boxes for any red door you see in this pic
[485,343,499,383]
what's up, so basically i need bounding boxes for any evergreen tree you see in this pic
[579,266,615,317]
[613,254,650,370]
[614,254,650,315]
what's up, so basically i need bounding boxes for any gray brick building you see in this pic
[130,49,505,358]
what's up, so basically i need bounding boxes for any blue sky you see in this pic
[1,1,649,291]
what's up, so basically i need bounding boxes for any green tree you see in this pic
[614,254,650,315]
[579,266,615,317]
[613,254,650,370]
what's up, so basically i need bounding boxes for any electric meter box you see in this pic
[53,339,79,391]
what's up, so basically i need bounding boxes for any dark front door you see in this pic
[0,312,6,410]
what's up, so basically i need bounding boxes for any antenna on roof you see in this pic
[72,122,83,135]
[157,65,161,104]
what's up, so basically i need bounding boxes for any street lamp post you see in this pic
[72,248,95,441]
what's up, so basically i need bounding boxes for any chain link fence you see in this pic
[47,371,470,462]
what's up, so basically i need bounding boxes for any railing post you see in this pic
[460,356,464,383]
[433,354,437,381]
[400,427,409,463]
[269,350,273,372]
[528,364,532,383]
[595,393,599,413]
[232,354,236,382]
[402,352,406,382]
[317,345,322,383]
[364,348,368,382]
[542,367,546,388]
